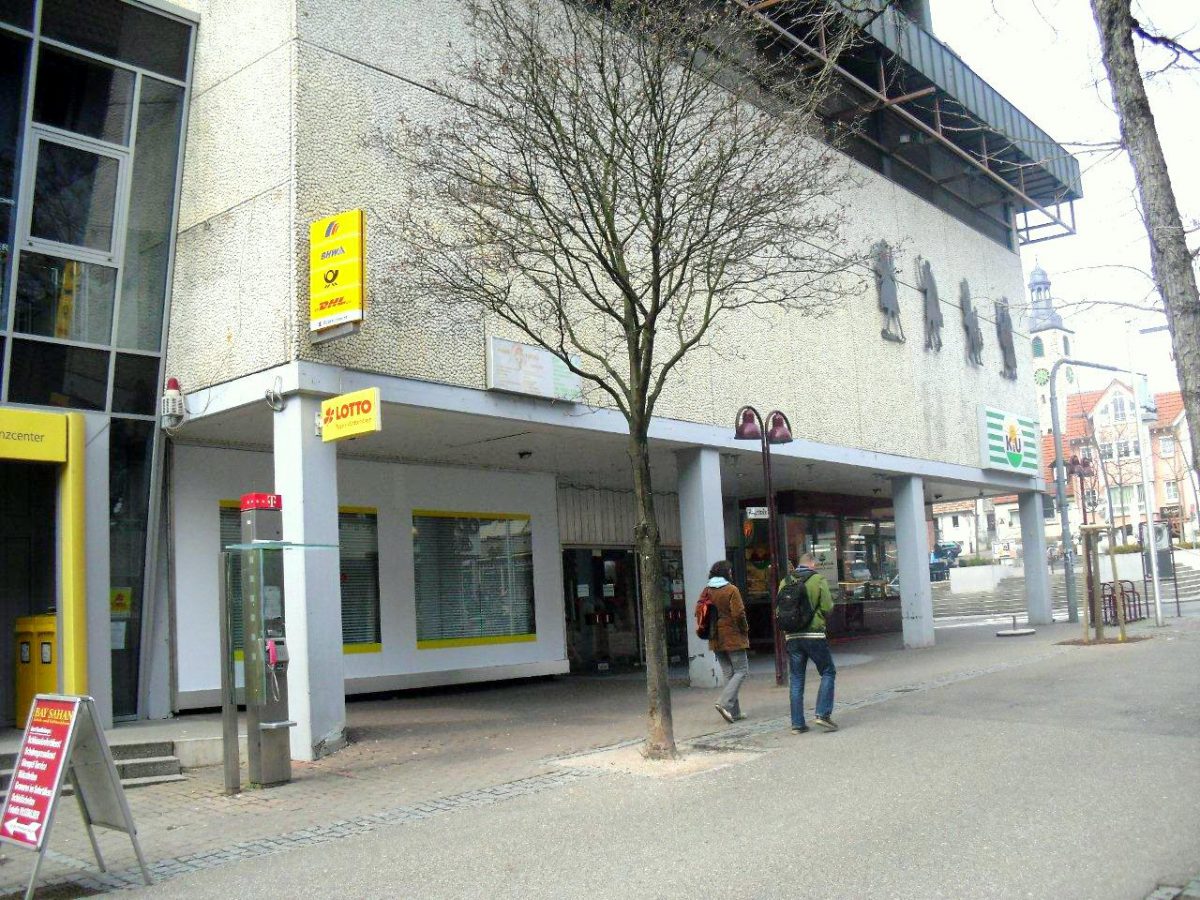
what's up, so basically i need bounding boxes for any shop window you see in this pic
[33,47,134,145]
[339,510,381,646]
[0,0,34,28]
[0,32,29,313]
[41,0,192,81]
[1032,337,1044,358]
[218,505,382,651]
[218,504,245,652]
[30,139,121,253]
[8,337,107,409]
[413,512,535,648]
[109,418,155,718]
[117,77,184,350]
[15,252,117,344]
[111,352,159,415]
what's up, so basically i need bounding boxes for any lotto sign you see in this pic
[0,697,79,850]
[320,388,382,442]
[309,209,366,336]
[979,407,1039,474]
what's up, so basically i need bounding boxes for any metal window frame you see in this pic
[0,0,196,722]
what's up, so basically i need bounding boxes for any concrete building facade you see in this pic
[1,0,1081,752]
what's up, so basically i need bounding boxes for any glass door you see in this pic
[562,549,641,673]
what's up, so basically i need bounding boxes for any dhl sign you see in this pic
[309,209,365,337]
[319,388,382,443]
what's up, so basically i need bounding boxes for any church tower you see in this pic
[1028,264,1076,435]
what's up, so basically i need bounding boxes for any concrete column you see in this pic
[893,475,935,648]
[273,394,346,760]
[676,448,724,688]
[1019,491,1052,625]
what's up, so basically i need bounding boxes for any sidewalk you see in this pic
[2,614,1196,898]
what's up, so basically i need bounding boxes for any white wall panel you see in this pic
[171,444,567,708]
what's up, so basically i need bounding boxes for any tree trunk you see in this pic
[1091,0,1200,481]
[628,431,677,759]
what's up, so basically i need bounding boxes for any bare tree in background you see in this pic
[394,0,871,757]
[1090,0,1200,481]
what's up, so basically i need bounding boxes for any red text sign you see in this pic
[0,697,80,850]
[240,493,283,512]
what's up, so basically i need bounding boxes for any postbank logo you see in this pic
[320,388,382,443]
[309,209,365,333]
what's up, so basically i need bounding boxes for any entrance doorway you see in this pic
[563,549,642,672]
[0,462,58,727]
[561,547,689,674]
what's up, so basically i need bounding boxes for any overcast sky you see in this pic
[930,0,1197,397]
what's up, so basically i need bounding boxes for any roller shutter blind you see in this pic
[413,513,534,644]
[339,510,380,645]
[219,505,244,652]
[217,505,380,649]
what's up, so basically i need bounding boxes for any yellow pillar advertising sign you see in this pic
[320,388,382,442]
[309,209,366,338]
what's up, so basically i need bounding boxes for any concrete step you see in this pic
[0,739,184,801]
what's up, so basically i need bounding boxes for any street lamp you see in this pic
[734,406,793,685]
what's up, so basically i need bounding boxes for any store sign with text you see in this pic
[979,406,1039,474]
[0,697,79,850]
[309,209,366,341]
[486,336,583,402]
[0,409,67,463]
[320,388,382,443]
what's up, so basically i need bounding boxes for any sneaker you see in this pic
[715,704,735,724]
[790,725,809,734]
[812,715,838,732]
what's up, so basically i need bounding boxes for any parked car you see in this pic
[933,541,963,566]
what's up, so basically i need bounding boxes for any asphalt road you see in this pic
[134,621,1200,900]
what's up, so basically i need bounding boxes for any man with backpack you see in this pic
[776,552,837,733]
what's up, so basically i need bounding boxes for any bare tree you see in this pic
[394,0,868,757]
[1090,0,1200,483]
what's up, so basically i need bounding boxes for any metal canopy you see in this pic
[736,1,1083,244]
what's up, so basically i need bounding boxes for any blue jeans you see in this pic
[787,637,836,728]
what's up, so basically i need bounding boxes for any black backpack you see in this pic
[775,572,819,633]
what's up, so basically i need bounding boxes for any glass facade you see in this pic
[0,1,192,718]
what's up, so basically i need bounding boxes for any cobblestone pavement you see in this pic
[0,616,1193,898]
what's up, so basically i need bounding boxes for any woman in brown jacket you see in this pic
[705,560,750,723]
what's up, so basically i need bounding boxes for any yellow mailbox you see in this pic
[15,615,57,725]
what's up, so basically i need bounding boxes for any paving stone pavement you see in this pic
[0,616,1193,898]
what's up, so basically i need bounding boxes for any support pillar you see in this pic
[273,394,346,761]
[893,475,934,648]
[677,448,724,688]
[1019,491,1052,625]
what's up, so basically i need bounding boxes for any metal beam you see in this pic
[831,85,937,121]
[735,2,1077,238]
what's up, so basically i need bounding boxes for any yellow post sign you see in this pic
[320,388,382,442]
[0,408,68,462]
[309,209,365,335]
